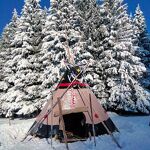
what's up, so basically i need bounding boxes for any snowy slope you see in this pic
[0,113,150,150]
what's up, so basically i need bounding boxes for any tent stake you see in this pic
[58,98,69,150]
[9,112,11,126]
[89,94,96,146]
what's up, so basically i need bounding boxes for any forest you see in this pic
[0,0,150,117]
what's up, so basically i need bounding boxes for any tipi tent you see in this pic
[24,65,119,144]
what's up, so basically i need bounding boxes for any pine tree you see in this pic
[0,9,20,116]
[98,0,150,114]
[133,5,150,90]
[1,9,19,49]
[0,9,19,80]
[40,0,92,94]
[0,0,46,117]
[73,0,107,99]
[133,5,150,49]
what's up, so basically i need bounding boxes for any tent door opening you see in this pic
[63,112,86,139]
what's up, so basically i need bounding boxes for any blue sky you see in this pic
[0,0,50,34]
[0,0,149,35]
[124,0,150,31]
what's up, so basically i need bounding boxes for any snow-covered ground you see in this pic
[0,113,150,150]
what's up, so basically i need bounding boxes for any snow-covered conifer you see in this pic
[133,5,150,90]
[40,0,92,95]
[73,0,107,98]
[0,0,46,117]
[0,9,20,116]
[98,0,150,114]
[1,9,19,49]
[0,9,19,80]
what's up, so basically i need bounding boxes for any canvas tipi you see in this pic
[24,65,119,146]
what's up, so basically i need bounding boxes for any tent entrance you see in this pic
[63,112,86,139]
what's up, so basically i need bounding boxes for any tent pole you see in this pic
[50,94,53,147]
[58,98,69,150]
[76,88,94,140]
[77,88,92,120]
[22,65,89,142]
[8,111,11,126]
[46,114,49,138]
[77,88,121,148]
[101,121,122,148]
[89,94,96,146]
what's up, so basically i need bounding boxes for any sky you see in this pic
[0,0,149,35]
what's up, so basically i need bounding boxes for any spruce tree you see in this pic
[40,0,92,94]
[1,9,19,49]
[0,0,46,117]
[0,9,19,80]
[0,9,20,116]
[133,5,150,90]
[74,0,107,99]
[98,0,150,114]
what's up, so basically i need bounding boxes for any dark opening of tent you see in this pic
[63,113,86,139]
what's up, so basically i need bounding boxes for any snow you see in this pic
[0,113,150,150]
[18,59,33,70]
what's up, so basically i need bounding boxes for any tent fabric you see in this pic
[30,87,118,139]
[32,117,116,138]
[57,81,88,88]
[37,88,109,125]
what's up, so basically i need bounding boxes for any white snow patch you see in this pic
[0,113,150,150]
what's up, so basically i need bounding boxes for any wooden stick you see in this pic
[9,112,11,126]
[50,94,53,147]
[58,98,69,150]
[89,94,96,146]
[22,64,89,142]
[46,113,49,138]
[88,131,92,141]
[77,88,121,148]
[76,88,94,139]
[22,74,80,141]
[77,89,92,121]
[101,122,122,149]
